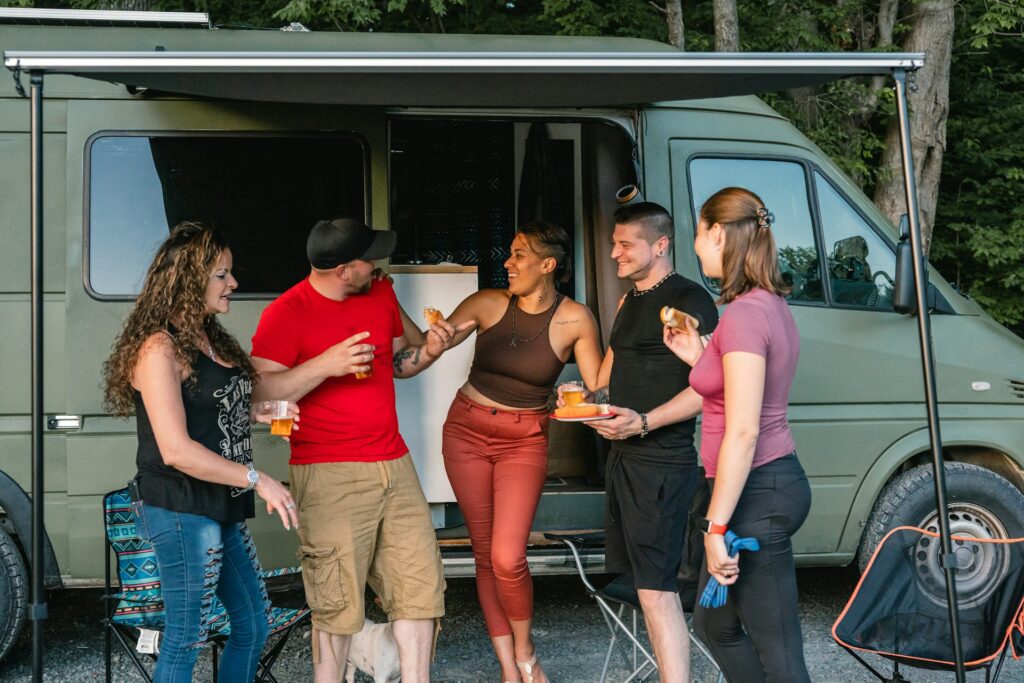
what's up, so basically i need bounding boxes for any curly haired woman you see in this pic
[103,222,298,683]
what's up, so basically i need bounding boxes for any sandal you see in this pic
[516,654,547,683]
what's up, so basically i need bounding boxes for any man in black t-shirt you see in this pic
[585,202,718,683]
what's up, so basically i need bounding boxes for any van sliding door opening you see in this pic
[388,118,577,300]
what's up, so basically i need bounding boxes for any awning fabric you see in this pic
[4,49,924,107]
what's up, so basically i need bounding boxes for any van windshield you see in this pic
[87,134,366,297]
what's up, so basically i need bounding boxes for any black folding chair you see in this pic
[545,531,724,683]
[102,488,311,682]
[833,525,1024,682]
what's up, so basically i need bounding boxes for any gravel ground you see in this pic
[2,567,1021,682]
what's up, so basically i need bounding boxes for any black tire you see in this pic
[0,527,27,663]
[859,462,1024,608]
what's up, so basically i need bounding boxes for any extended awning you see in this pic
[5,38,968,683]
[3,50,924,106]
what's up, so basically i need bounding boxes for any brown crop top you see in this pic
[467,294,567,408]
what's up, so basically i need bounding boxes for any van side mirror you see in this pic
[893,214,954,315]
[893,239,917,314]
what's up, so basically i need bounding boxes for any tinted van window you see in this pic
[689,158,823,303]
[814,172,896,310]
[88,135,365,296]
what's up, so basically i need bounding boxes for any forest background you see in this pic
[8,0,1024,335]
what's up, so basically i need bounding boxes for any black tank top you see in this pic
[134,352,255,524]
[467,294,566,408]
[609,274,719,462]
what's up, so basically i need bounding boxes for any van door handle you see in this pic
[47,415,81,430]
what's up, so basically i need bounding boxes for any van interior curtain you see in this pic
[581,122,635,347]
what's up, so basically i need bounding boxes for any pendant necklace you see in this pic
[510,294,561,348]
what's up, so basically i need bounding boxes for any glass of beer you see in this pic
[355,357,373,380]
[269,400,294,437]
[560,381,586,406]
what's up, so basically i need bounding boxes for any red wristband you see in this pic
[699,517,728,535]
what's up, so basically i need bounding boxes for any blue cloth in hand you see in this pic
[699,530,760,609]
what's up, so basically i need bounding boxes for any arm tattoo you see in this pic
[592,387,610,404]
[392,345,423,375]
[554,319,581,325]
[393,346,414,373]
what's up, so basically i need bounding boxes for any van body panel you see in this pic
[0,135,67,292]
[0,299,66,414]
[834,416,1024,559]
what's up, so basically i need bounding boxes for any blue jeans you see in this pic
[136,504,270,683]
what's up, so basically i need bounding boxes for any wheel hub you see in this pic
[913,503,1009,609]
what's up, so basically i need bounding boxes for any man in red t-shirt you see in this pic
[251,218,468,683]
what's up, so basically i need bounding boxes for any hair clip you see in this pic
[756,207,774,230]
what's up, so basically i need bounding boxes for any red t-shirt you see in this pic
[251,278,408,465]
[689,288,800,478]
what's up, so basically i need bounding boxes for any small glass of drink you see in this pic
[269,400,294,437]
[355,358,373,380]
[560,380,586,406]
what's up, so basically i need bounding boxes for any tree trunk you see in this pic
[665,0,684,50]
[873,0,955,253]
[713,0,739,51]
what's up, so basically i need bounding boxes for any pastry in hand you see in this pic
[660,306,698,331]
[423,307,443,326]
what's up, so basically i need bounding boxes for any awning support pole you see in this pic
[29,70,47,683]
[893,67,965,682]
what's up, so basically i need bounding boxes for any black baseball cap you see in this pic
[306,218,397,269]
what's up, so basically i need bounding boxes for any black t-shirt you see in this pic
[609,273,719,462]
[134,353,255,524]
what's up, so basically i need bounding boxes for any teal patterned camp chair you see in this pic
[103,488,311,683]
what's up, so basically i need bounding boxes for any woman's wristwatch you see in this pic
[698,517,728,535]
[244,463,260,492]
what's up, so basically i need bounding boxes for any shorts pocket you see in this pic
[298,545,348,613]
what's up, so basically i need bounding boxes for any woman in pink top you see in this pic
[665,187,812,682]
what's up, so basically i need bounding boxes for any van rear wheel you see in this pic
[0,527,27,663]
[859,462,1024,608]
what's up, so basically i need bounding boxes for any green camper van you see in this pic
[2,7,1024,662]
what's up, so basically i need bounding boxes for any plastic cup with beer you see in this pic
[269,400,294,437]
[560,380,586,407]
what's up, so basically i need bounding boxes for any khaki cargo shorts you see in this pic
[290,453,446,637]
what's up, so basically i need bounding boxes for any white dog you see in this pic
[344,618,401,683]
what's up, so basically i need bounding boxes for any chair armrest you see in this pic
[260,566,302,579]
[107,592,163,605]
[543,531,606,548]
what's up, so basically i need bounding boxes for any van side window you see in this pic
[814,172,895,310]
[87,135,365,297]
[688,158,823,303]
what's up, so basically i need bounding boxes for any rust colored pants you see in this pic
[442,391,550,638]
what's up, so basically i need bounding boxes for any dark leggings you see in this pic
[692,453,812,683]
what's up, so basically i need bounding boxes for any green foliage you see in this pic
[537,0,666,40]
[931,3,1024,335]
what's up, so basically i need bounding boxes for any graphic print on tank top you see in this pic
[214,371,254,497]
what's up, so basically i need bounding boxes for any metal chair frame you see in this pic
[545,532,724,683]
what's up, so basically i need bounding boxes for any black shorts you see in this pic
[605,445,702,591]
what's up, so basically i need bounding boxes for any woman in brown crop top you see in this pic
[433,222,602,683]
